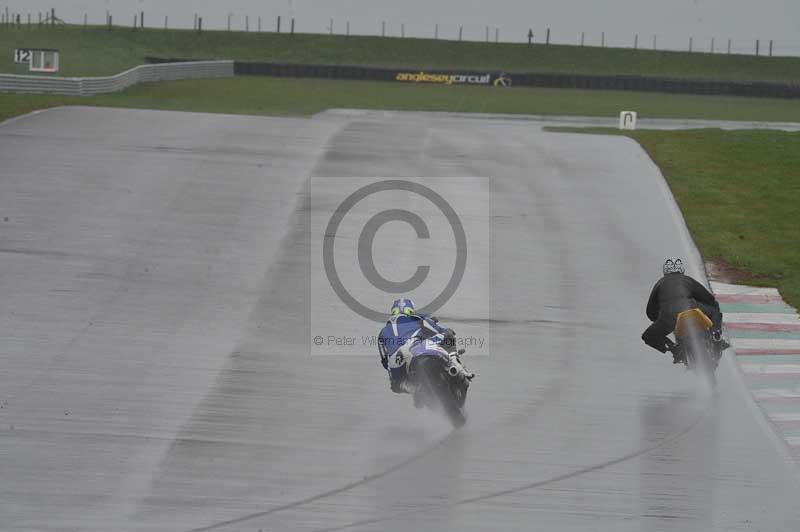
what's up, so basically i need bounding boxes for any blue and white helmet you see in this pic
[663,258,685,275]
[390,298,416,317]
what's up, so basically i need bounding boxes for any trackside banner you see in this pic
[149,59,800,99]
[395,71,490,85]
[394,71,511,87]
[223,60,514,88]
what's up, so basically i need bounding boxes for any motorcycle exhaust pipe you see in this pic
[448,357,468,379]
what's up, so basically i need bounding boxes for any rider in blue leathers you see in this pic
[378,298,455,394]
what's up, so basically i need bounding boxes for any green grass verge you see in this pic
[548,127,800,308]
[5,76,800,125]
[2,25,800,82]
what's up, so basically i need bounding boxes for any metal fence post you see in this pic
[546,27,550,45]
[769,40,773,57]
[277,16,281,33]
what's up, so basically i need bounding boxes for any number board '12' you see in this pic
[14,49,31,63]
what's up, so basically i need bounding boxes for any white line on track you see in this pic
[733,339,800,351]
[725,313,800,325]
[741,364,800,375]
[753,389,800,400]
[711,282,781,297]
[770,413,800,423]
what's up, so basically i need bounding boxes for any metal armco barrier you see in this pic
[0,61,234,96]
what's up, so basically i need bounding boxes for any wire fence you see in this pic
[1,7,799,58]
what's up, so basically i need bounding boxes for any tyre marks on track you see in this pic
[311,402,711,532]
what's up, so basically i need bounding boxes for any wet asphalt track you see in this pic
[1,107,799,532]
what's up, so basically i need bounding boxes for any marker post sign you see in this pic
[619,111,638,130]
[13,49,31,64]
[13,48,59,72]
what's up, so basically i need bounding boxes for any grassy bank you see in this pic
[1,25,799,81]
[5,76,800,125]
[550,127,800,308]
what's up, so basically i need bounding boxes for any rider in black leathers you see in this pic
[642,258,727,363]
